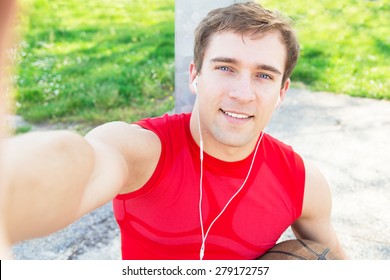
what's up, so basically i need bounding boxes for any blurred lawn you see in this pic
[13,0,389,125]
[261,0,389,99]
[15,0,174,125]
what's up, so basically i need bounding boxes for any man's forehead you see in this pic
[203,31,287,72]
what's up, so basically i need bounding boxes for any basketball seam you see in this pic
[318,248,331,260]
[298,239,330,260]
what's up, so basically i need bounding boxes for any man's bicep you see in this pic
[76,135,129,217]
[292,160,348,259]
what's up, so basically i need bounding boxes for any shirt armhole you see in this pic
[114,119,166,199]
[293,151,306,220]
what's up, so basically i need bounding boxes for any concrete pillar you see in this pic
[174,0,246,113]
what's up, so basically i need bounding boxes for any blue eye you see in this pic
[218,66,232,72]
[258,73,271,79]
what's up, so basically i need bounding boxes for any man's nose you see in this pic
[228,76,256,103]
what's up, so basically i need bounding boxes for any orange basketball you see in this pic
[257,239,340,260]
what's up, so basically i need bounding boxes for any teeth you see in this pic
[223,110,250,119]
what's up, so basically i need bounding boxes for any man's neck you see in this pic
[189,113,259,162]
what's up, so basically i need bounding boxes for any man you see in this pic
[0,1,346,259]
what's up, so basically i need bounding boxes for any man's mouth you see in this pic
[220,109,253,119]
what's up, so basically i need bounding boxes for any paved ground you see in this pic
[11,88,390,260]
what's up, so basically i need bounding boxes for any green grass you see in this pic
[15,0,174,125]
[13,0,389,125]
[261,0,389,99]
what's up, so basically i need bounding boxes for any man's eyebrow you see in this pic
[210,57,283,75]
[256,64,282,75]
[210,57,238,64]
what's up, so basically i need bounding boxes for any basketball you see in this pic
[257,239,340,260]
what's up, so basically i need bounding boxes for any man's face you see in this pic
[190,31,289,159]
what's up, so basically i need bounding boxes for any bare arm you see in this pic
[0,121,160,246]
[291,160,347,259]
[1,130,97,243]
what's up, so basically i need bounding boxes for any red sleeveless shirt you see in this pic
[113,113,305,259]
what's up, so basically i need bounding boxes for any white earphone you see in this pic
[193,78,198,93]
[275,95,281,109]
[194,75,264,259]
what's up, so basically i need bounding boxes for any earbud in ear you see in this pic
[193,78,198,93]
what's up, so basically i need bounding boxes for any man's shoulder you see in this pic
[262,133,304,171]
[135,113,190,128]
[85,120,160,153]
[263,133,294,152]
[133,113,191,138]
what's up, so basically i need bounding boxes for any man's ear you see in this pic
[189,62,198,94]
[278,78,290,105]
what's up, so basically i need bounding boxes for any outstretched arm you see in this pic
[2,131,98,243]
[0,125,133,244]
[291,160,347,259]
[0,121,160,251]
